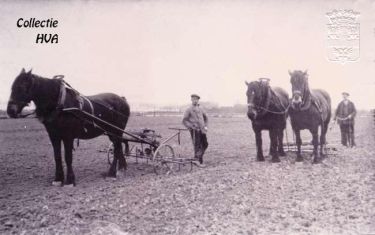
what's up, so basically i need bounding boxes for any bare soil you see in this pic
[0,115,374,234]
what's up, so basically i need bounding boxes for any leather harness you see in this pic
[55,76,95,116]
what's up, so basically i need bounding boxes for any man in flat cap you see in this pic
[182,94,209,167]
[334,92,357,147]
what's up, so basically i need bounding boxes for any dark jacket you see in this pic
[334,100,356,125]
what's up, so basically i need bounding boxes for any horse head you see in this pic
[289,70,309,110]
[7,68,34,118]
[245,80,269,119]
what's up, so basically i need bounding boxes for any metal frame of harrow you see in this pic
[63,108,197,174]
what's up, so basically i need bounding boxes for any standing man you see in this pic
[334,92,357,147]
[182,94,209,167]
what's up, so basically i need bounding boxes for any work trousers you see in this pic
[190,129,208,164]
[339,124,356,147]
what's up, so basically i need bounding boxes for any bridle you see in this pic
[291,79,311,111]
[254,91,289,115]
[8,99,31,108]
[8,75,35,111]
[248,86,289,116]
[292,90,303,98]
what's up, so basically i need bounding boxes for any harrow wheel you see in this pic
[107,143,136,165]
[153,144,176,175]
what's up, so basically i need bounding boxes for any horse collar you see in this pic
[57,81,67,108]
[298,89,312,111]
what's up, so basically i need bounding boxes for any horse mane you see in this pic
[27,74,62,120]
[301,86,312,111]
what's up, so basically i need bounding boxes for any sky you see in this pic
[0,0,374,110]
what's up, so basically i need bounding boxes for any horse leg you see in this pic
[277,129,286,156]
[51,138,64,186]
[269,130,280,163]
[295,129,303,162]
[63,138,76,186]
[115,140,127,172]
[320,122,328,156]
[107,136,119,178]
[268,130,275,157]
[268,142,272,157]
[254,129,264,161]
[124,140,130,156]
[310,128,320,164]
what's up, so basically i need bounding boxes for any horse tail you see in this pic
[117,96,131,130]
[317,89,331,136]
[321,89,331,124]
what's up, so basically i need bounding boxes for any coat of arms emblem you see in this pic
[326,10,360,64]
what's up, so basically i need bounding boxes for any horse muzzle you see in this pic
[7,103,22,118]
[247,108,257,120]
[291,98,302,110]
[247,112,257,120]
[292,92,302,106]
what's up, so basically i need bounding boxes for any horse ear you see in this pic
[21,68,26,74]
[288,70,292,76]
[304,70,308,75]
[245,81,249,86]
[27,69,32,74]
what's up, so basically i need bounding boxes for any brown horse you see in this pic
[245,79,289,162]
[7,69,130,186]
[288,70,331,163]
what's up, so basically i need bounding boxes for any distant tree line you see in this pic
[0,106,373,119]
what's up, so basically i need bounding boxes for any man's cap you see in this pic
[191,94,200,99]
[342,92,350,96]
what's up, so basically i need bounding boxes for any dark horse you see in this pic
[288,70,331,163]
[7,69,130,186]
[245,79,289,162]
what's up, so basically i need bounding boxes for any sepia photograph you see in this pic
[0,0,374,234]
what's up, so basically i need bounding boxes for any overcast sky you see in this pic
[0,0,374,110]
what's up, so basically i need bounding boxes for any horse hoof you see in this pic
[64,184,75,188]
[279,152,286,157]
[52,181,63,186]
[116,170,126,178]
[312,159,320,164]
[107,176,117,181]
[296,157,303,162]
[271,158,281,163]
[257,156,265,162]
[107,172,117,178]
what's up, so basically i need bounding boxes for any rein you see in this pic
[255,103,290,115]
[252,88,289,115]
